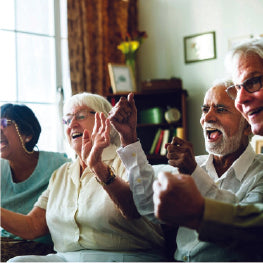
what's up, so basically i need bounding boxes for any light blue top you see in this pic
[1,151,71,244]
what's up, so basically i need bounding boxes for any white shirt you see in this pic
[35,144,164,253]
[117,141,263,261]
[192,145,263,203]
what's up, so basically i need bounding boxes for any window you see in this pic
[0,0,71,152]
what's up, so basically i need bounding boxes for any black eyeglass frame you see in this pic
[226,75,263,100]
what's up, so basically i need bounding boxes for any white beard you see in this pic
[204,118,246,156]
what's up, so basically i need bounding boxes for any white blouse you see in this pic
[35,144,164,252]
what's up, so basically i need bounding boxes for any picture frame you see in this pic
[256,140,263,154]
[184,31,216,63]
[108,63,136,94]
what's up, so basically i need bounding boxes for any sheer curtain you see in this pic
[67,0,138,95]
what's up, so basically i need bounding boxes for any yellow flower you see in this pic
[117,31,147,76]
[117,41,140,54]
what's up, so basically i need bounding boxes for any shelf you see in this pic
[137,122,180,129]
[106,84,187,164]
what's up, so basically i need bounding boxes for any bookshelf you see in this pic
[106,86,188,165]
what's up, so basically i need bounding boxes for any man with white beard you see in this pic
[108,79,263,262]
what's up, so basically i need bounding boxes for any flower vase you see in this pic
[125,53,137,88]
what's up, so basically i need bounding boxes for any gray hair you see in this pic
[63,92,120,146]
[225,38,263,75]
[207,78,253,141]
[211,78,234,89]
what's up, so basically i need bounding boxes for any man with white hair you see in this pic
[109,78,263,261]
[153,37,263,255]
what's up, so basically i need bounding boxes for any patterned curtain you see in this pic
[67,0,138,96]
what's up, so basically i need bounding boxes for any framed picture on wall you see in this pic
[256,140,263,154]
[184,31,216,63]
[108,63,136,94]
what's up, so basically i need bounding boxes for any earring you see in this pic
[25,138,30,142]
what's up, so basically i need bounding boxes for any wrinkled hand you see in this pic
[166,136,197,174]
[82,112,110,171]
[153,171,204,229]
[108,93,137,146]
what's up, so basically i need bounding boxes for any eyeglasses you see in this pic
[226,75,263,100]
[62,109,96,126]
[0,118,13,128]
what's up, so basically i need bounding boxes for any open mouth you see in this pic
[0,139,8,149]
[248,107,263,116]
[206,127,222,140]
[72,132,83,139]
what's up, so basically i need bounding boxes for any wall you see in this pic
[137,0,263,155]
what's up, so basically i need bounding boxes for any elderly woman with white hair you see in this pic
[1,92,166,262]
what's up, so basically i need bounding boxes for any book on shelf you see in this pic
[168,127,177,143]
[169,127,183,142]
[176,127,184,139]
[160,129,170,155]
[154,129,165,155]
[149,127,184,156]
[149,128,162,154]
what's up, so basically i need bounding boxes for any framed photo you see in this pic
[184,31,216,63]
[108,63,136,94]
[256,140,263,154]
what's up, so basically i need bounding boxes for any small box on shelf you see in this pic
[139,107,164,124]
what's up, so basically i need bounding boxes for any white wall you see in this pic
[138,0,263,155]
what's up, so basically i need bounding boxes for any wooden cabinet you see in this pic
[106,88,187,164]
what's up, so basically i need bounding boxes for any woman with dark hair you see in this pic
[1,104,41,152]
[1,103,71,261]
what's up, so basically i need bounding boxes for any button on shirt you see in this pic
[35,144,164,253]
[191,144,263,203]
[176,144,263,262]
[118,141,263,262]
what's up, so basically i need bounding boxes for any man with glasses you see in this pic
[154,38,263,246]
[226,75,263,101]
[109,77,263,261]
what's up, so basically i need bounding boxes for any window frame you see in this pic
[0,0,70,152]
